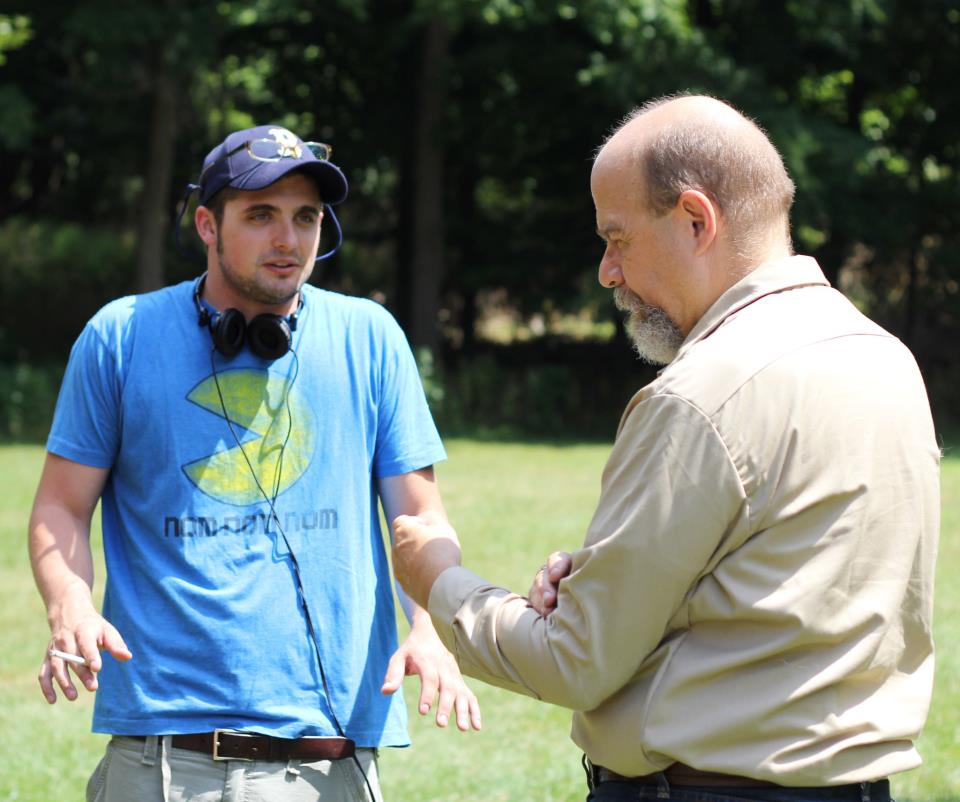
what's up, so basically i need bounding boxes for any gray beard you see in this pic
[614,287,685,366]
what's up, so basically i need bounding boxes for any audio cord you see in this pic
[210,346,378,801]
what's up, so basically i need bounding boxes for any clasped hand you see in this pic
[526,550,573,616]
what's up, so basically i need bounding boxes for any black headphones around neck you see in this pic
[193,274,302,361]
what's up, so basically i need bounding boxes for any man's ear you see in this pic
[677,189,718,256]
[195,205,218,248]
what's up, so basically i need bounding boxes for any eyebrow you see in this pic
[242,203,322,216]
[596,224,623,240]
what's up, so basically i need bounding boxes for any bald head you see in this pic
[598,95,795,264]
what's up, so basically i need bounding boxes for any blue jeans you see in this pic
[586,778,892,802]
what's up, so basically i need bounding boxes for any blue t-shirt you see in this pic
[47,280,446,746]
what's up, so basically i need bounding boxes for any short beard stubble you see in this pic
[216,232,306,307]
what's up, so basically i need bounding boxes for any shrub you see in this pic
[0,361,62,442]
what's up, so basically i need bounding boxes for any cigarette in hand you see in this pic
[49,649,90,667]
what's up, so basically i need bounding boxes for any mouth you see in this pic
[261,259,302,273]
[613,286,644,313]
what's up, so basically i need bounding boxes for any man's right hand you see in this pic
[29,454,130,704]
[527,551,573,616]
[39,587,131,704]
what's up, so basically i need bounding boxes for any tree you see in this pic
[1,0,958,424]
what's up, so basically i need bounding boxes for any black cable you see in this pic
[210,345,377,801]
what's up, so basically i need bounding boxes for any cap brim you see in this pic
[229,159,349,206]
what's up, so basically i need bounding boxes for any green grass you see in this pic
[1,439,957,801]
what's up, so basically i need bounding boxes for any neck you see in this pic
[201,267,300,320]
[717,234,792,289]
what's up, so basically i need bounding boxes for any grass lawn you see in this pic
[1,437,957,801]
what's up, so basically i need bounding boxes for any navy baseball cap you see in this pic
[197,124,348,207]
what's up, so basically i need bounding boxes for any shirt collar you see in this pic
[672,254,830,363]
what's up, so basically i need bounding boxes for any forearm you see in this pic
[29,500,98,629]
[28,454,108,630]
[378,468,482,731]
[392,509,607,706]
[394,576,445,628]
[428,566,583,705]
[30,462,132,701]
[424,398,751,709]
[426,492,728,712]
[389,481,445,623]
[394,578,417,624]
[380,467,456,611]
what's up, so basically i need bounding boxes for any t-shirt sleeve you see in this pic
[372,312,446,478]
[46,320,122,469]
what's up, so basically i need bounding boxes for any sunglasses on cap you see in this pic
[199,139,333,182]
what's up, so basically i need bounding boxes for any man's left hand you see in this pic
[381,616,482,731]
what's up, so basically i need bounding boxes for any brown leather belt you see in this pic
[597,762,782,788]
[131,731,356,762]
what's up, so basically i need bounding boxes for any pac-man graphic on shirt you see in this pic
[182,368,316,506]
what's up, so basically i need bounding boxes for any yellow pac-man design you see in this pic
[183,368,316,506]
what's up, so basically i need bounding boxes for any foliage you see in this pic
[425,342,655,439]
[1,1,959,425]
[0,362,62,442]
[0,15,33,148]
[0,14,32,62]
[0,217,137,361]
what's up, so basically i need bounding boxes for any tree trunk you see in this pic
[135,68,178,293]
[407,14,449,352]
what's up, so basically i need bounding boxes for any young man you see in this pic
[392,96,940,802]
[30,124,479,802]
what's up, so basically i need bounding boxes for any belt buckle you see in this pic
[212,729,256,762]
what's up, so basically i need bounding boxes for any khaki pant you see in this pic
[86,736,382,802]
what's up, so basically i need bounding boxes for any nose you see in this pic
[598,246,623,289]
[272,218,297,251]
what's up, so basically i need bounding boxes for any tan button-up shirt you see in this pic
[429,256,940,785]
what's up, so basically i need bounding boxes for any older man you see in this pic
[392,95,940,802]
